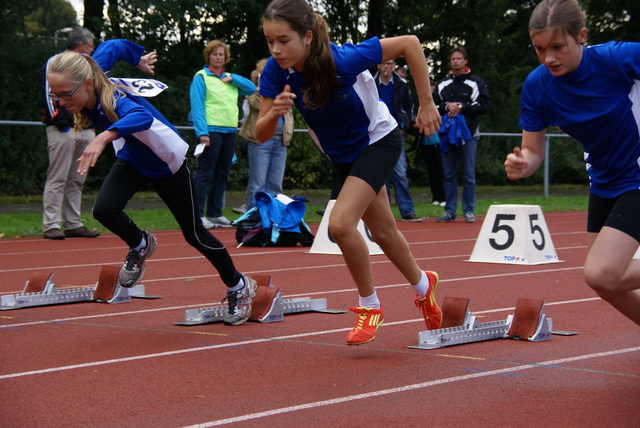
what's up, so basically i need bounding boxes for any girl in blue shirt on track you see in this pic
[46,40,257,326]
[505,0,640,326]
[255,0,443,346]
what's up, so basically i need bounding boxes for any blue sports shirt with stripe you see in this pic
[520,41,640,198]
[259,37,397,164]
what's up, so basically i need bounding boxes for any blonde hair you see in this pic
[203,40,231,65]
[262,0,341,109]
[529,0,587,44]
[251,58,268,86]
[48,51,125,131]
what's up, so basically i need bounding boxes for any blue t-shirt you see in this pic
[520,41,640,198]
[260,37,397,163]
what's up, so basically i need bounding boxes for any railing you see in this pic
[0,121,574,198]
[480,132,573,198]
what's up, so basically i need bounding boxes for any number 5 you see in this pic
[489,214,515,250]
[529,214,545,250]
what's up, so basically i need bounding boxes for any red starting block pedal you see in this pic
[23,271,53,294]
[92,265,122,302]
[440,297,472,328]
[249,275,283,322]
[506,298,546,340]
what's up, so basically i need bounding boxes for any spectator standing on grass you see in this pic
[374,58,422,222]
[433,46,490,223]
[47,40,258,325]
[256,0,443,346]
[238,58,294,212]
[38,27,100,240]
[505,0,640,326]
[190,40,255,229]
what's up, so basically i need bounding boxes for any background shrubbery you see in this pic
[2,0,637,195]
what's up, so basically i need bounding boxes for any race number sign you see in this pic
[110,78,168,97]
[468,205,561,265]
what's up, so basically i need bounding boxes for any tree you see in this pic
[2,0,640,195]
[84,0,106,35]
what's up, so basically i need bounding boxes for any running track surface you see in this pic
[1,211,638,427]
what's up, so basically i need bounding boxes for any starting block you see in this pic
[408,297,553,350]
[309,199,383,255]
[0,265,160,311]
[175,275,345,326]
[468,204,561,265]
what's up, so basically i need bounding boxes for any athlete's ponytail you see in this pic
[48,52,125,131]
[262,0,341,109]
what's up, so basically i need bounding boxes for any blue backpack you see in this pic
[232,192,314,247]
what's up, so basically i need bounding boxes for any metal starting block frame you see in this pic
[408,297,553,350]
[0,266,160,311]
[175,275,344,326]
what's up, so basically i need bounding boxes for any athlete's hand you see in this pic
[137,51,157,75]
[504,147,529,180]
[77,130,117,175]
[272,84,295,117]
[415,100,441,136]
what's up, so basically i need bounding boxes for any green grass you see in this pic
[0,185,588,238]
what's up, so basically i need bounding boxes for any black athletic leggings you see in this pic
[93,159,241,287]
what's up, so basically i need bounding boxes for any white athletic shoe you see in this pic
[210,216,233,228]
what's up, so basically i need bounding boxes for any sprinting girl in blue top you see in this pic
[505,0,640,326]
[46,40,258,326]
[255,0,443,345]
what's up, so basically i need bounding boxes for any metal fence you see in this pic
[0,120,573,198]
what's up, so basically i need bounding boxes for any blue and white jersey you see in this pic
[520,41,640,198]
[90,40,188,178]
[88,94,187,178]
[260,37,397,163]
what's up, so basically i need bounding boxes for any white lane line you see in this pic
[181,346,640,428]
[0,231,587,272]
[0,296,603,380]
[0,327,347,380]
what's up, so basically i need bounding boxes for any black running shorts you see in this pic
[587,189,640,243]
[331,127,402,194]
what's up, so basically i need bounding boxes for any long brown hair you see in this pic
[262,0,342,109]
[48,51,126,132]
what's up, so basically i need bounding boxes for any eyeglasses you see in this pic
[49,79,84,101]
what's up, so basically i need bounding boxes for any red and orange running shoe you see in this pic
[414,271,442,330]
[346,306,384,346]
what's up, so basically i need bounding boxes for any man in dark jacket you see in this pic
[38,27,99,239]
[374,59,422,222]
[432,46,490,223]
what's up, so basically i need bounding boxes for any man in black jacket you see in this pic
[433,46,490,223]
[38,27,100,239]
[374,59,422,222]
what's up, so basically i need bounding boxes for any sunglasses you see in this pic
[49,79,84,101]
